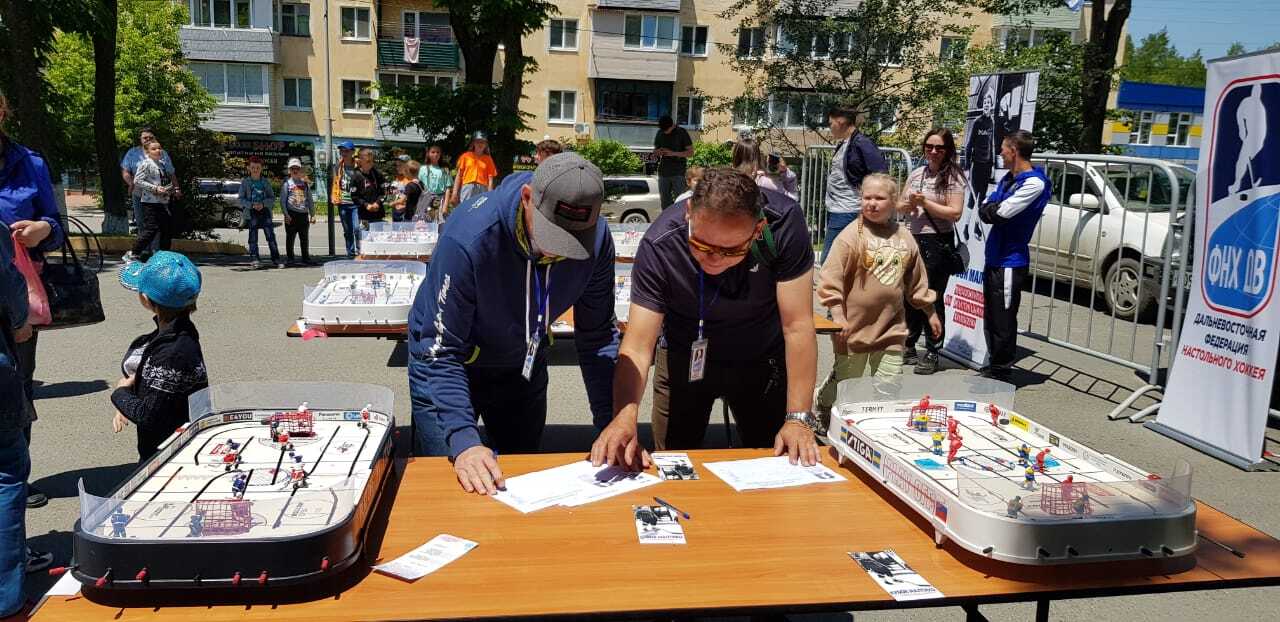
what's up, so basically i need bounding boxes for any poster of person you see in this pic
[848,550,942,601]
[943,71,1040,367]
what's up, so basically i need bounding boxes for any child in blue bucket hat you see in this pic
[113,252,209,462]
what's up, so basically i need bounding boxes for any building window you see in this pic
[871,101,898,134]
[191,62,266,104]
[680,25,707,56]
[1129,110,1154,145]
[737,27,765,58]
[549,19,578,50]
[280,3,310,36]
[1167,112,1193,146]
[624,14,676,50]
[736,93,826,129]
[403,11,452,42]
[999,27,1075,49]
[342,79,372,111]
[596,79,672,122]
[341,7,371,40]
[676,97,703,128]
[191,0,252,28]
[772,24,796,56]
[548,90,577,124]
[378,72,456,90]
[283,78,312,110]
[940,36,966,60]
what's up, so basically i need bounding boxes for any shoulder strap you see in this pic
[750,202,781,270]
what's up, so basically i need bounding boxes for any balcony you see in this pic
[179,26,279,64]
[377,39,460,71]
[587,10,677,82]
[595,122,662,149]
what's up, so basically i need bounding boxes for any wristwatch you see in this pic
[784,411,819,432]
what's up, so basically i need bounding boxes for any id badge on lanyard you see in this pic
[522,330,540,381]
[690,269,718,383]
[523,263,551,381]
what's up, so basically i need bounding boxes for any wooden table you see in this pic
[34,449,1280,621]
[287,312,841,339]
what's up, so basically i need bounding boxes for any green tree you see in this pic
[572,139,643,176]
[45,0,220,233]
[689,142,733,168]
[1226,42,1248,57]
[1122,30,1206,88]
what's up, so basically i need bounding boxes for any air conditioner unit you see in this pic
[575,123,590,136]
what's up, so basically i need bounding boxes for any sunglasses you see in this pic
[923,144,947,152]
[687,216,761,258]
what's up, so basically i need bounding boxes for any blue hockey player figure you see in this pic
[189,511,205,537]
[1006,495,1023,518]
[232,472,249,499]
[111,508,129,537]
[931,430,945,456]
[1023,465,1036,490]
[1017,443,1030,466]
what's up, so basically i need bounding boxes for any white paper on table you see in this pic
[653,452,699,480]
[373,534,478,581]
[493,460,660,512]
[703,456,846,492]
[45,571,82,597]
[634,505,686,544]
[849,550,943,601]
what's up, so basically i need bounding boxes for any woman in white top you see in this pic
[897,128,965,374]
[731,138,798,200]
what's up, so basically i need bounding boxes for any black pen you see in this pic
[653,496,690,520]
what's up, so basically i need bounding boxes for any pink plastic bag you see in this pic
[11,234,51,326]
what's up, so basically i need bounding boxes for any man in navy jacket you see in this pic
[408,153,619,494]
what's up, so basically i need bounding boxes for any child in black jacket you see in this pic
[112,252,209,462]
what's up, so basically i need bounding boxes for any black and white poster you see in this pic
[849,550,942,601]
[943,71,1040,367]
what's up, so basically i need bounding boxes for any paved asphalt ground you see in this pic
[19,208,1280,620]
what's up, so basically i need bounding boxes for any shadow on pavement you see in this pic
[33,379,110,400]
[29,463,139,501]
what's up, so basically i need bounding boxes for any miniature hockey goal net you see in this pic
[1038,482,1092,516]
[905,404,950,432]
[269,411,314,436]
[194,499,254,535]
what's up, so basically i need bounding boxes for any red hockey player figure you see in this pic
[358,404,372,429]
[222,448,242,471]
[946,417,959,440]
[919,395,931,410]
[297,402,309,416]
[1035,448,1052,472]
[988,403,1001,426]
[947,433,963,464]
[289,455,307,490]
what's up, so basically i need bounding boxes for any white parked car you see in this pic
[1024,156,1194,321]
[601,176,663,224]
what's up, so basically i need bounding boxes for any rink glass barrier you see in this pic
[302,259,426,307]
[834,375,1016,416]
[359,221,438,256]
[953,460,1194,522]
[610,223,647,260]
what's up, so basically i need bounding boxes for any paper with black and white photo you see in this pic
[703,456,845,491]
[374,534,478,581]
[634,505,686,544]
[849,550,942,601]
[653,452,699,480]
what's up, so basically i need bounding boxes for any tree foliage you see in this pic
[572,139,643,176]
[1121,30,1205,88]
[689,142,733,168]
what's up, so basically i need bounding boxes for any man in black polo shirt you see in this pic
[590,168,820,469]
[654,115,693,208]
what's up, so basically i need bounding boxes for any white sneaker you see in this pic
[277,263,286,269]
[121,251,137,264]
[250,259,260,270]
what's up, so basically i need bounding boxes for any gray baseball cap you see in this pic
[529,153,604,260]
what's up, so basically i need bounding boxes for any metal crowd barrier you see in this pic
[799,145,914,249]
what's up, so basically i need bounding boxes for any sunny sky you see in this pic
[1126,0,1279,60]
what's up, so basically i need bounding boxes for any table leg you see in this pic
[1036,599,1050,622]
[961,603,990,622]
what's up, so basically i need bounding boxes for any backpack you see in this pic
[749,191,784,271]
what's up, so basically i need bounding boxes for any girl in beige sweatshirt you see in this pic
[815,173,941,418]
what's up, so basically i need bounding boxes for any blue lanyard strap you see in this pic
[532,264,551,332]
[697,269,721,341]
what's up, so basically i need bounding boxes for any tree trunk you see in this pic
[493,34,526,179]
[92,0,127,234]
[1080,0,1131,153]
[0,0,59,176]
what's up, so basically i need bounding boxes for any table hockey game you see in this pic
[302,260,424,326]
[359,221,437,258]
[70,383,395,591]
[610,223,646,261]
[827,377,1197,565]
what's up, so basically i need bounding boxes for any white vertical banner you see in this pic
[1150,52,1280,469]
[943,71,1040,367]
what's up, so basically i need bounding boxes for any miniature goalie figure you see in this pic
[188,511,205,537]
[913,410,931,432]
[1074,490,1091,515]
[1006,495,1023,518]
[931,430,945,456]
[231,472,249,499]
[110,508,129,537]
[358,404,371,429]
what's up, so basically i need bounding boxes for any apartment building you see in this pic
[176,0,1110,168]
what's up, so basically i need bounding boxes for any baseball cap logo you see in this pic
[554,200,592,223]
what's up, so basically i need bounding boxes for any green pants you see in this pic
[816,350,903,427]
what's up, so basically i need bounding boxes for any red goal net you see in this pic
[905,404,950,432]
[1039,482,1092,516]
[269,411,314,437]
[194,499,254,535]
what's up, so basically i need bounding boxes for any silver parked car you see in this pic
[196,178,246,228]
[601,176,663,224]
[1025,156,1194,321]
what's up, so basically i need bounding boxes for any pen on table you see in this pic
[653,496,690,520]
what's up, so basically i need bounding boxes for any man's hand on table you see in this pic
[774,420,819,466]
[453,445,505,495]
[589,415,651,471]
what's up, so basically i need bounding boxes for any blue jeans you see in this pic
[410,356,549,458]
[246,209,280,263]
[0,427,29,617]
[821,211,858,265]
[338,204,359,257]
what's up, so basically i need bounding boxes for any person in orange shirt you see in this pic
[450,131,497,207]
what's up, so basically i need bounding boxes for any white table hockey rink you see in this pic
[90,410,391,541]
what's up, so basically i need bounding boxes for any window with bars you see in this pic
[341,7,371,40]
[282,78,312,109]
[403,11,452,43]
[342,80,373,111]
[550,19,578,50]
[624,14,676,50]
[549,90,577,123]
[680,26,707,56]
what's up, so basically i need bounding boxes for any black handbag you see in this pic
[921,209,967,276]
[39,227,105,329]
